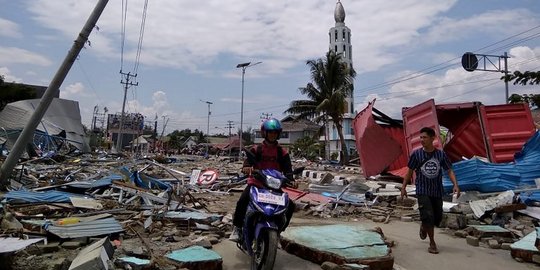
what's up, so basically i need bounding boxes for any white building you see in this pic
[321,0,356,159]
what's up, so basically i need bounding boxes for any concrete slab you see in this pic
[166,245,222,270]
[467,225,514,239]
[280,224,393,270]
[511,230,540,263]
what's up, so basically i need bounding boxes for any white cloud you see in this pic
[0,67,23,82]
[422,9,539,46]
[358,45,540,119]
[61,82,88,99]
[0,18,21,38]
[0,46,52,66]
[26,0,458,74]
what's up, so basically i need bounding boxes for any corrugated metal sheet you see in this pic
[443,131,540,193]
[402,99,441,156]
[0,237,45,253]
[481,103,535,163]
[46,217,124,239]
[2,190,82,204]
[380,125,408,170]
[443,113,487,162]
[352,100,403,177]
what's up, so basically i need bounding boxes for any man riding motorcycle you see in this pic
[229,118,295,242]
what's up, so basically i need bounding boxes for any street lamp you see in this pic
[200,99,213,157]
[236,61,262,158]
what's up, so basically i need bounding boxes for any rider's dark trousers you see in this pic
[233,185,295,229]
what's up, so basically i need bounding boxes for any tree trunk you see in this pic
[334,121,349,165]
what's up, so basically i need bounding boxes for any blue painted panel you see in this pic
[281,224,389,260]
[166,246,222,262]
[2,190,82,204]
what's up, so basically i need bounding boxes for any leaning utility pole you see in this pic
[226,120,235,157]
[116,71,138,152]
[0,0,109,189]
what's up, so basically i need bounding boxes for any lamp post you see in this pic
[236,61,262,158]
[200,100,213,157]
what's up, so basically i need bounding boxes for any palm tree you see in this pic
[285,50,356,164]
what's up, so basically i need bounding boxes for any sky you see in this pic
[1,0,539,136]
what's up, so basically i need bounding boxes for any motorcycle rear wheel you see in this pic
[251,229,278,270]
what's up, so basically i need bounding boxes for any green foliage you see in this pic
[285,50,356,163]
[508,93,540,108]
[291,135,323,160]
[503,71,540,85]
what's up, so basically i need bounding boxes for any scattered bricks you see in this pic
[372,216,386,223]
[454,230,469,238]
[50,257,69,270]
[445,213,467,230]
[466,236,479,247]
[501,243,512,250]
[532,254,540,264]
[400,216,413,222]
[39,242,60,253]
[207,236,220,245]
[193,238,213,249]
[488,239,501,249]
[62,241,82,250]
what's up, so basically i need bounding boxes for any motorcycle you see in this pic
[237,168,292,270]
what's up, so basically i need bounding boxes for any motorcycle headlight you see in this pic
[266,176,282,189]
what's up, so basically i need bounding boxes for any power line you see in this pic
[133,0,149,74]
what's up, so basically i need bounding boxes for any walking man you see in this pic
[401,127,460,254]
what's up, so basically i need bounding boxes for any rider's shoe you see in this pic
[229,227,240,242]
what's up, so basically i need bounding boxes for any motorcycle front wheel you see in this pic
[251,229,278,270]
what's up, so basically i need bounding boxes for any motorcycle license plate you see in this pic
[257,192,286,206]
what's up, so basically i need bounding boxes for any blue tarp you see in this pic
[2,190,82,204]
[120,167,171,191]
[443,131,540,193]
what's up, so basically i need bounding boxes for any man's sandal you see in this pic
[419,227,427,240]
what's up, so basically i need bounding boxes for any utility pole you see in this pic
[116,71,138,152]
[0,0,109,188]
[226,120,235,157]
[200,100,213,157]
[236,61,262,158]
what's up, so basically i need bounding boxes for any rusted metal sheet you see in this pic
[352,100,403,177]
[402,99,441,156]
[480,103,535,163]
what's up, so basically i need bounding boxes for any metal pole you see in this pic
[239,68,245,158]
[0,0,109,187]
[206,101,212,156]
[116,81,128,151]
[504,51,509,104]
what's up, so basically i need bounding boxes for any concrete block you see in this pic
[62,241,82,250]
[400,216,413,222]
[501,243,512,250]
[532,254,540,264]
[372,216,386,223]
[68,246,108,270]
[39,242,60,253]
[466,236,479,247]
[321,261,342,270]
[454,230,469,238]
[488,239,500,249]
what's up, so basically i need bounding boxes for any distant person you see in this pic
[401,127,460,254]
[229,118,295,242]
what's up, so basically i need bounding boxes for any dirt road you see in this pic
[214,217,536,270]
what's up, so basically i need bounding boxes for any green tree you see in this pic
[291,135,323,161]
[285,51,356,164]
[503,70,540,85]
[508,93,540,108]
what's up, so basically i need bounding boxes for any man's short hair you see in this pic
[420,127,436,137]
